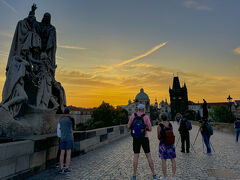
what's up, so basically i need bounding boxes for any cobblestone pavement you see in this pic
[28,124,240,180]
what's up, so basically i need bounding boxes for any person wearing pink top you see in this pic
[128,104,157,180]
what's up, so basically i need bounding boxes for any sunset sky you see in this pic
[0,0,239,108]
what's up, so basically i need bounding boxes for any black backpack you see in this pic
[131,113,146,138]
[179,119,188,133]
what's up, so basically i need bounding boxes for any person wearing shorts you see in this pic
[158,113,176,180]
[58,107,75,174]
[128,104,157,180]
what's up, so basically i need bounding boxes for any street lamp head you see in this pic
[227,95,232,102]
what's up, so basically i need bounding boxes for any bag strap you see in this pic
[159,123,166,132]
[161,123,173,132]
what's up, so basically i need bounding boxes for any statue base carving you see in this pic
[0,106,61,137]
[0,107,32,137]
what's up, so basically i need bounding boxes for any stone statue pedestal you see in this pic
[18,106,61,135]
[0,107,32,137]
[0,106,62,137]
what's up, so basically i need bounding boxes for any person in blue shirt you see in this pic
[58,107,75,174]
[234,117,240,142]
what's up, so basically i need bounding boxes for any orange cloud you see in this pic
[234,46,240,54]
[54,63,240,107]
[0,59,239,108]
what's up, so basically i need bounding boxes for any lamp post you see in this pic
[227,95,233,122]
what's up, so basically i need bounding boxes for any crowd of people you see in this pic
[127,104,215,180]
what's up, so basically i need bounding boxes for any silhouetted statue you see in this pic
[40,12,57,77]
[0,4,68,137]
[196,110,201,121]
[7,4,41,71]
[29,53,59,110]
[52,81,66,114]
[202,99,208,119]
[0,56,29,118]
[1,4,66,118]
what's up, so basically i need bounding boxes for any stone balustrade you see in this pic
[191,121,235,134]
[0,124,129,179]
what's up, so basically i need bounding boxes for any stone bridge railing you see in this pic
[0,124,129,179]
[191,121,235,134]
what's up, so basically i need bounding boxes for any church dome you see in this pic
[160,100,165,105]
[135,88,149,101]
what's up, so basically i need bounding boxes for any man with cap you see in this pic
[128,104,157,180]
[58,107,75,174]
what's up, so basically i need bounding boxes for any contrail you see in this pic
[58,45,87,50]
[0,0,17,14]
[117,41,168,66]
[94,41,168,73]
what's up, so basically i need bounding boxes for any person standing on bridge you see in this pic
[178,113,192,153]
[200,118,212,154]
[128,104,158,180]
[58,107,75,174]
[234,117,240,142]
[157,113,176,180]
[175,113,182,125]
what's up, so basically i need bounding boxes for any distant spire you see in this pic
[172,76,181,89]
[128,98,132,104]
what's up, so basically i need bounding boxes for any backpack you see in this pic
[186,120,192,131]
[235,121,240,128]
[160,123,175,145]
[179,119,188,133]
[131,113,146,138]
[205,122,213,136]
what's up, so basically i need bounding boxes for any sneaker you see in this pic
[131,176,136,180]
[55,163,60,168]
[64,168,71,174]
[172,177,176,180]
[58,169,64,174]
[159,177,167,180]
[153,175,158,180]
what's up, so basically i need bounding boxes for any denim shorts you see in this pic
[60,140,73,150]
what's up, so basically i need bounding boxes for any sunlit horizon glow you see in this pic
[0,0,239,108]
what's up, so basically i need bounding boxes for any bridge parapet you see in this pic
[0,124,129,179]
[73,124,129,155]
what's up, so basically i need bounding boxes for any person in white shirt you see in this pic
[56,122,62,167]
